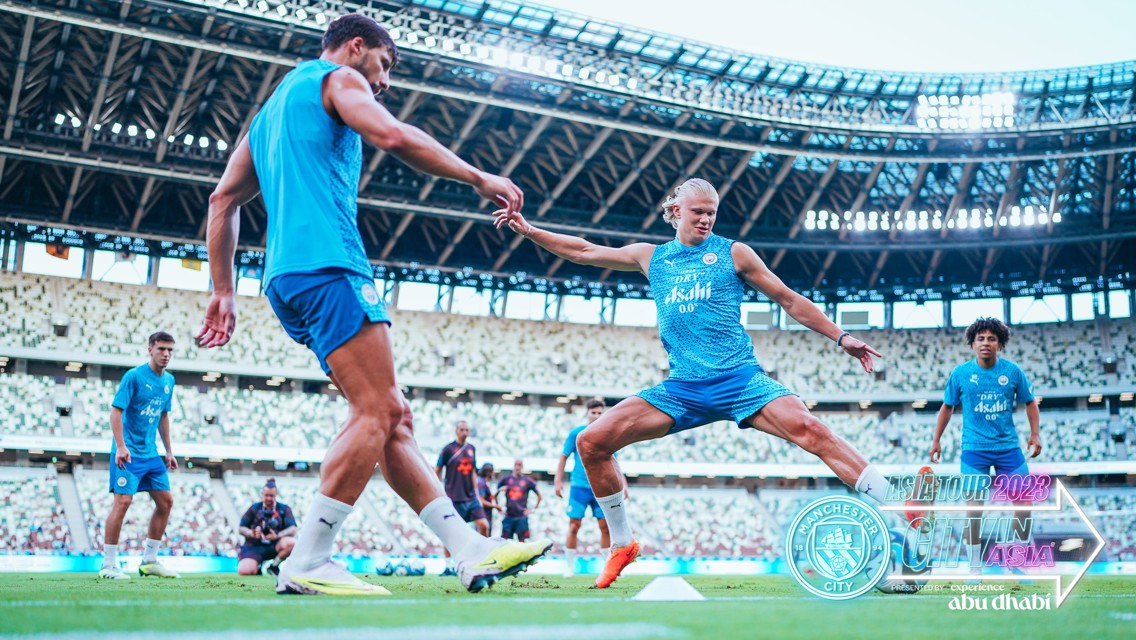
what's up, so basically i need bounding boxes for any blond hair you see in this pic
[661,178,719,229]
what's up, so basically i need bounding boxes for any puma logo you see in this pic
[664,259,675,267]
[443,514,456,520]
[318,518,337,530]
[610,504,622,509]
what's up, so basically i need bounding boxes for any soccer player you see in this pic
[199,13,550,595]
[98,331,180,580]
[496,178,888,588]
[237,478,297,576]
[477,463,503,536]
[554,399,620,577]
[930,317,1041,569]
[435,420,489,575]
[496,458,541,541]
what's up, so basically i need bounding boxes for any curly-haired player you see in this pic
[931,317,1041,569]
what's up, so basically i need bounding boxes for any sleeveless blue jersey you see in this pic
[648,233,759,380]
[248,59,373,285]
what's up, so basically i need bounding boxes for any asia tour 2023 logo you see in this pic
[785,471,1106,608]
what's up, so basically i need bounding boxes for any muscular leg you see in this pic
[104,494,134,546]
[744,396,868,487]
[474,518,489,537]
[147,491,173,541]
[576,397,673,497]
[318,323,407,506]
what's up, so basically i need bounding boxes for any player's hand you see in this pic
[115,448,131,469]
[165,455,178,471]
[840,336,883,373]
[474,171,523,216]
[1027,434,1042,458]
[494,208,534,237]
[266,532,278,541]
[554,480,564,498]
[197,291,237,348]
[929,440,942,464]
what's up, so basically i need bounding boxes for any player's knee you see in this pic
[154,494,174,514]
[237,562,257,576]
[390,401,416,439]
[576,430,610,464]
[113,494,134,510]
[796,418,837,455]
[278,537,295,553]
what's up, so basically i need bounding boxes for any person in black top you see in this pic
[237,478,298,576]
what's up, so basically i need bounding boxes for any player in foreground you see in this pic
[497,178,888,588]
[237,478,297,576]
[199,13,550,595]
[99,331,180,580]
[930,317,1041,569]
[554,399,621,577]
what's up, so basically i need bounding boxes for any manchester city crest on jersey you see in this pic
[998,375,1009,386]
[702,252,718,265]
[361,282,380,305]
[786,495,889,600]
[164,385,170,394]
[117,477,128,487]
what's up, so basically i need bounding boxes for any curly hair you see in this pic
[965,316,1010,348]
[661,178,718,229]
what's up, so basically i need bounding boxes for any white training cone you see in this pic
[631,576,706,601]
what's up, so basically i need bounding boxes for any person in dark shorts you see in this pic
[238,478,298,576]
[496,459,541,541]
[436,420,488,575]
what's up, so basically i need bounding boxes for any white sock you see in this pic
[288,493,352,571]
[564,548,577,573]
[420,497,482,560]
[102,543,118,568]
[142,538,161,563]
[968,543,983,567]
[854,465,889,504]
[596,492,633,548]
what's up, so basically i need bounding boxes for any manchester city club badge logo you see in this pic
[361,282,380,305]
[786,495,889,600]
[702,252,718,265]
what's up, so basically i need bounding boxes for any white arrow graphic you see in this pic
[877,479,1107,607]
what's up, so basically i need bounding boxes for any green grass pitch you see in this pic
[0,574,1133,639]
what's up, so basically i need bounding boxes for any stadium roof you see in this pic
[0,0,1133,300]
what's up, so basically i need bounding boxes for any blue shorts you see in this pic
[567,485,604,520]
[960,448,1029,481]
[501,516,530,541]
[637,365,795,434]
[453,498,487,523]
[108,456,170,495]
[265,269,390,375]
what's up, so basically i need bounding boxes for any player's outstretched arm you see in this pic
[495,209,653,273]
[732,242,882,372]
[328,68,522,216]
[199,135,260,348]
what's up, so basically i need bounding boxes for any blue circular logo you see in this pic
[785,495,890,600]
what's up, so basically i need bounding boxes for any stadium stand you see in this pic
[0,468,72,554]
[3,272,1131,395]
